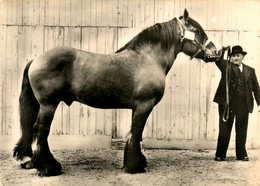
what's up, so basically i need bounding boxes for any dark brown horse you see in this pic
[13,9,220,176]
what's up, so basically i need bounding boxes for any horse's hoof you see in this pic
[31,152,62,176]
[124,166,146,174]
[21,160,33,169]
[124,140,147,174]
[37,168,62,177]
[37,161,62,177]
[124,151,147,174]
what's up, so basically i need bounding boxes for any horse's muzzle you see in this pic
[204,49,222,62]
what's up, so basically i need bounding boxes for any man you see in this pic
[214,45,260,161]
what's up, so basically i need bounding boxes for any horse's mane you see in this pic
[116,16,207,53]
[115,19,178,53]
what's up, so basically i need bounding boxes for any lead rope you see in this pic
[222,48,231,122]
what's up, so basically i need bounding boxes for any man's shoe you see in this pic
[237,157,249,161]
[215,157,226,161]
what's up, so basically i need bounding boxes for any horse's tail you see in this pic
[13,60,40,160]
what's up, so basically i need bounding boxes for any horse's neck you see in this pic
[137,45,179,74]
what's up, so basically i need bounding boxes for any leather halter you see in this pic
[222,48,231,122]
[176,18,211,60]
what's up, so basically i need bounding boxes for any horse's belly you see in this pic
[76,92,133,109]
[73,82,134,109]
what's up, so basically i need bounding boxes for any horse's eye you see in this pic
[185,24,197,33]
[190,27,197,32]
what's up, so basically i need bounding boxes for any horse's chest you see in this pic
[133,68,166,101]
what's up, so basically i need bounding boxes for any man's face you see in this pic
[230,53,244,66]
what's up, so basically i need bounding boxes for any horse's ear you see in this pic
[184,9,189,22]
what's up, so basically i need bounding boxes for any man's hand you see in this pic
[222,45,230,51]
[220,45,230,60]
[217,45,230,59]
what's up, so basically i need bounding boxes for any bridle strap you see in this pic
[190,38,212,60]
[176,18,185,43]
[176,18,210,60]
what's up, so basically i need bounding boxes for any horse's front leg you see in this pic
[124,100,154,173]
[26,104,61,176]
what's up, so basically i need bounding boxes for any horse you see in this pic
[13,9,221,176]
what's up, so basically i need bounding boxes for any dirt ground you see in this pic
[1,143,260,186]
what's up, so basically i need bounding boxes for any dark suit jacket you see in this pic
[213,57,260,113]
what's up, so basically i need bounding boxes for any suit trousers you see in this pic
[216,96,249,159]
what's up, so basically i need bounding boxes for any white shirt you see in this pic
[238,64,243,72]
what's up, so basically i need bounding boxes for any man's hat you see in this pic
[229,45,247,56]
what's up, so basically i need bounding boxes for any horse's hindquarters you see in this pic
[28,47,77,105]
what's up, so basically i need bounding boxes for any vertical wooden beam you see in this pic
[0,26,7,135]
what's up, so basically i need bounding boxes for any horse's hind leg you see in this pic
[124,100,154,173]
[29,103,61,176]
[13,60,40,161]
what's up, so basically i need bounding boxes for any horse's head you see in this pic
[177,9,220,62]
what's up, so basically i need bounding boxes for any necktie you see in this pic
[236,64,242,72]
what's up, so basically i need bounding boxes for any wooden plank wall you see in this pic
[1,0,260,145]
[0,0,121,136]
